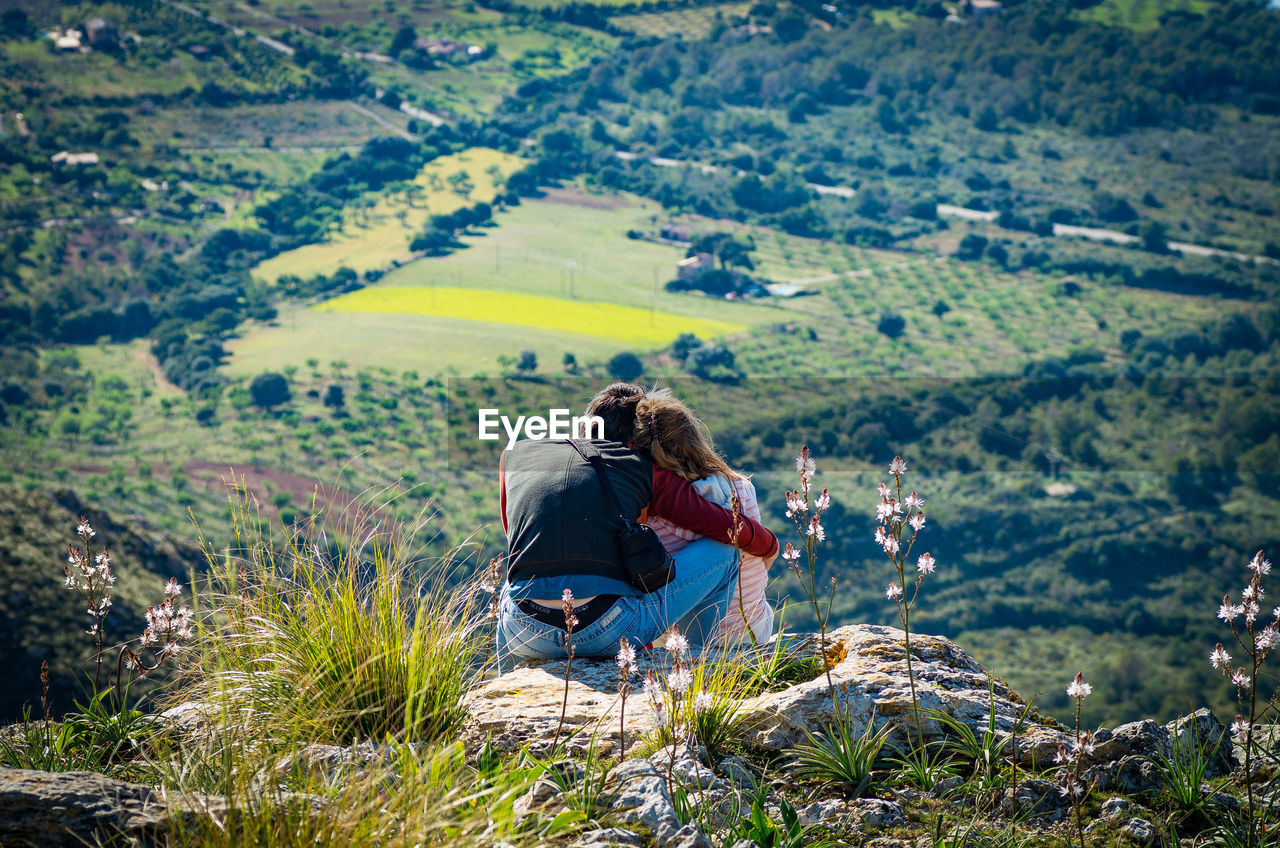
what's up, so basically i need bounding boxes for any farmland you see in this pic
[3,0,1280,734]
[250,147,526,283]
[608,4,751,37]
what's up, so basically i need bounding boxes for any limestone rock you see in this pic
[607,759,680,842]
[1092,720,1169,765]
[1122,817,1156,844]
[0,767,226,848]
[740,625,1063,752]
[465,625,1065,758]
[573,826,643,847]
[1085,754,1162,794]
[1166,708,1233,777]
[995,778,1068,823]
[665,822,712,848]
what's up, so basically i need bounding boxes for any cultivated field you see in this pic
[229,187,844,375]
[608,4,750,38]
[318,286,747,345]
[250,147,526,284]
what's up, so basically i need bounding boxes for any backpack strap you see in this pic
[569,439,630,524]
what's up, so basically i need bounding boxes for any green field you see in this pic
[250,147,526,284]
[870,8,919,29]
[230,187,800,375]
[1073,0,1214,30]
[609,4,750,38]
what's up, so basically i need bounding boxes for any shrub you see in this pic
[249,372,289,409]
[608,352,644,381]
[877,313,906,339]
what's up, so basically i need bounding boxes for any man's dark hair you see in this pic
[584,382,645,443]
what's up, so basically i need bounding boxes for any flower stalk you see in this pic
[874,457,935,751]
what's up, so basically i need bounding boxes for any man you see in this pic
[495,383,778,665]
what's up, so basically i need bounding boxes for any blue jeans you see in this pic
[495,539,741,667]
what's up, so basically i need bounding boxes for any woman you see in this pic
[630,390,775,645]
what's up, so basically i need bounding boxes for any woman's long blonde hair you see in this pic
[631,389,741,482]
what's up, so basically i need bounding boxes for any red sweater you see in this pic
[500,464,778,560]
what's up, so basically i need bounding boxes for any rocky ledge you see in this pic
[0,624,1254,848]
[465,623,1067,757]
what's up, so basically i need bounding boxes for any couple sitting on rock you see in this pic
[496,382,779,667]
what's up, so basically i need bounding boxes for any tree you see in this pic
[249,372,290,409]
[1139,220,1169,253]
[954,234,989,261]
[671,333,702,362]
[516,350,538,373]
[690,233,755,272]
[323,384,345,410]
[878,313,906,339]
[608,352,644,382]
[389,25,417,56]
[562,352,578,373]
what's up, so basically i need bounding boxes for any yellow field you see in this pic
[316,286,747,346]
[250,147,526,284]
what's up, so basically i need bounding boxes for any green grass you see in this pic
[133,102,386,152]
[250,147,527,283]
[231,188,825,375]
[871,8,919,29]
[1073,0,1214,30]
[609,3,750,38]
[3,40,204,100]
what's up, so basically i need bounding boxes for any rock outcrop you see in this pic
[0,767,225,848]
[464,623,1067,756]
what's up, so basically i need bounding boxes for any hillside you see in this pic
[0,487,203,722]
[0,0,1278,730]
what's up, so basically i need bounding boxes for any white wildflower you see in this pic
[1210,643,1232,670]
[1066,672,1092,700]
[1219,597,1242,622]
[807,517,825,542]
[1249,551,1272,576]
[617,640,637,672]
[917,553,936,575]
[1232,668,1252,689]
[795,452,816,478]
[782,543,800,562]
[665,630,690,661]
[813,489,831,511]
[693,691,714,713]
[889,457,908,476]
[668,667,693,695]
[886,583,903,601]
[903,492,925,510]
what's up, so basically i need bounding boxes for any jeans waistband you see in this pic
[516,594,620,630]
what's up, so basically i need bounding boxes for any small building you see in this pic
[84,18,120,50]
[414,36,464,58]
[51,29,83,51]
[51,151,100,166]
[968,0,1003,14]
[676,252,715,281]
